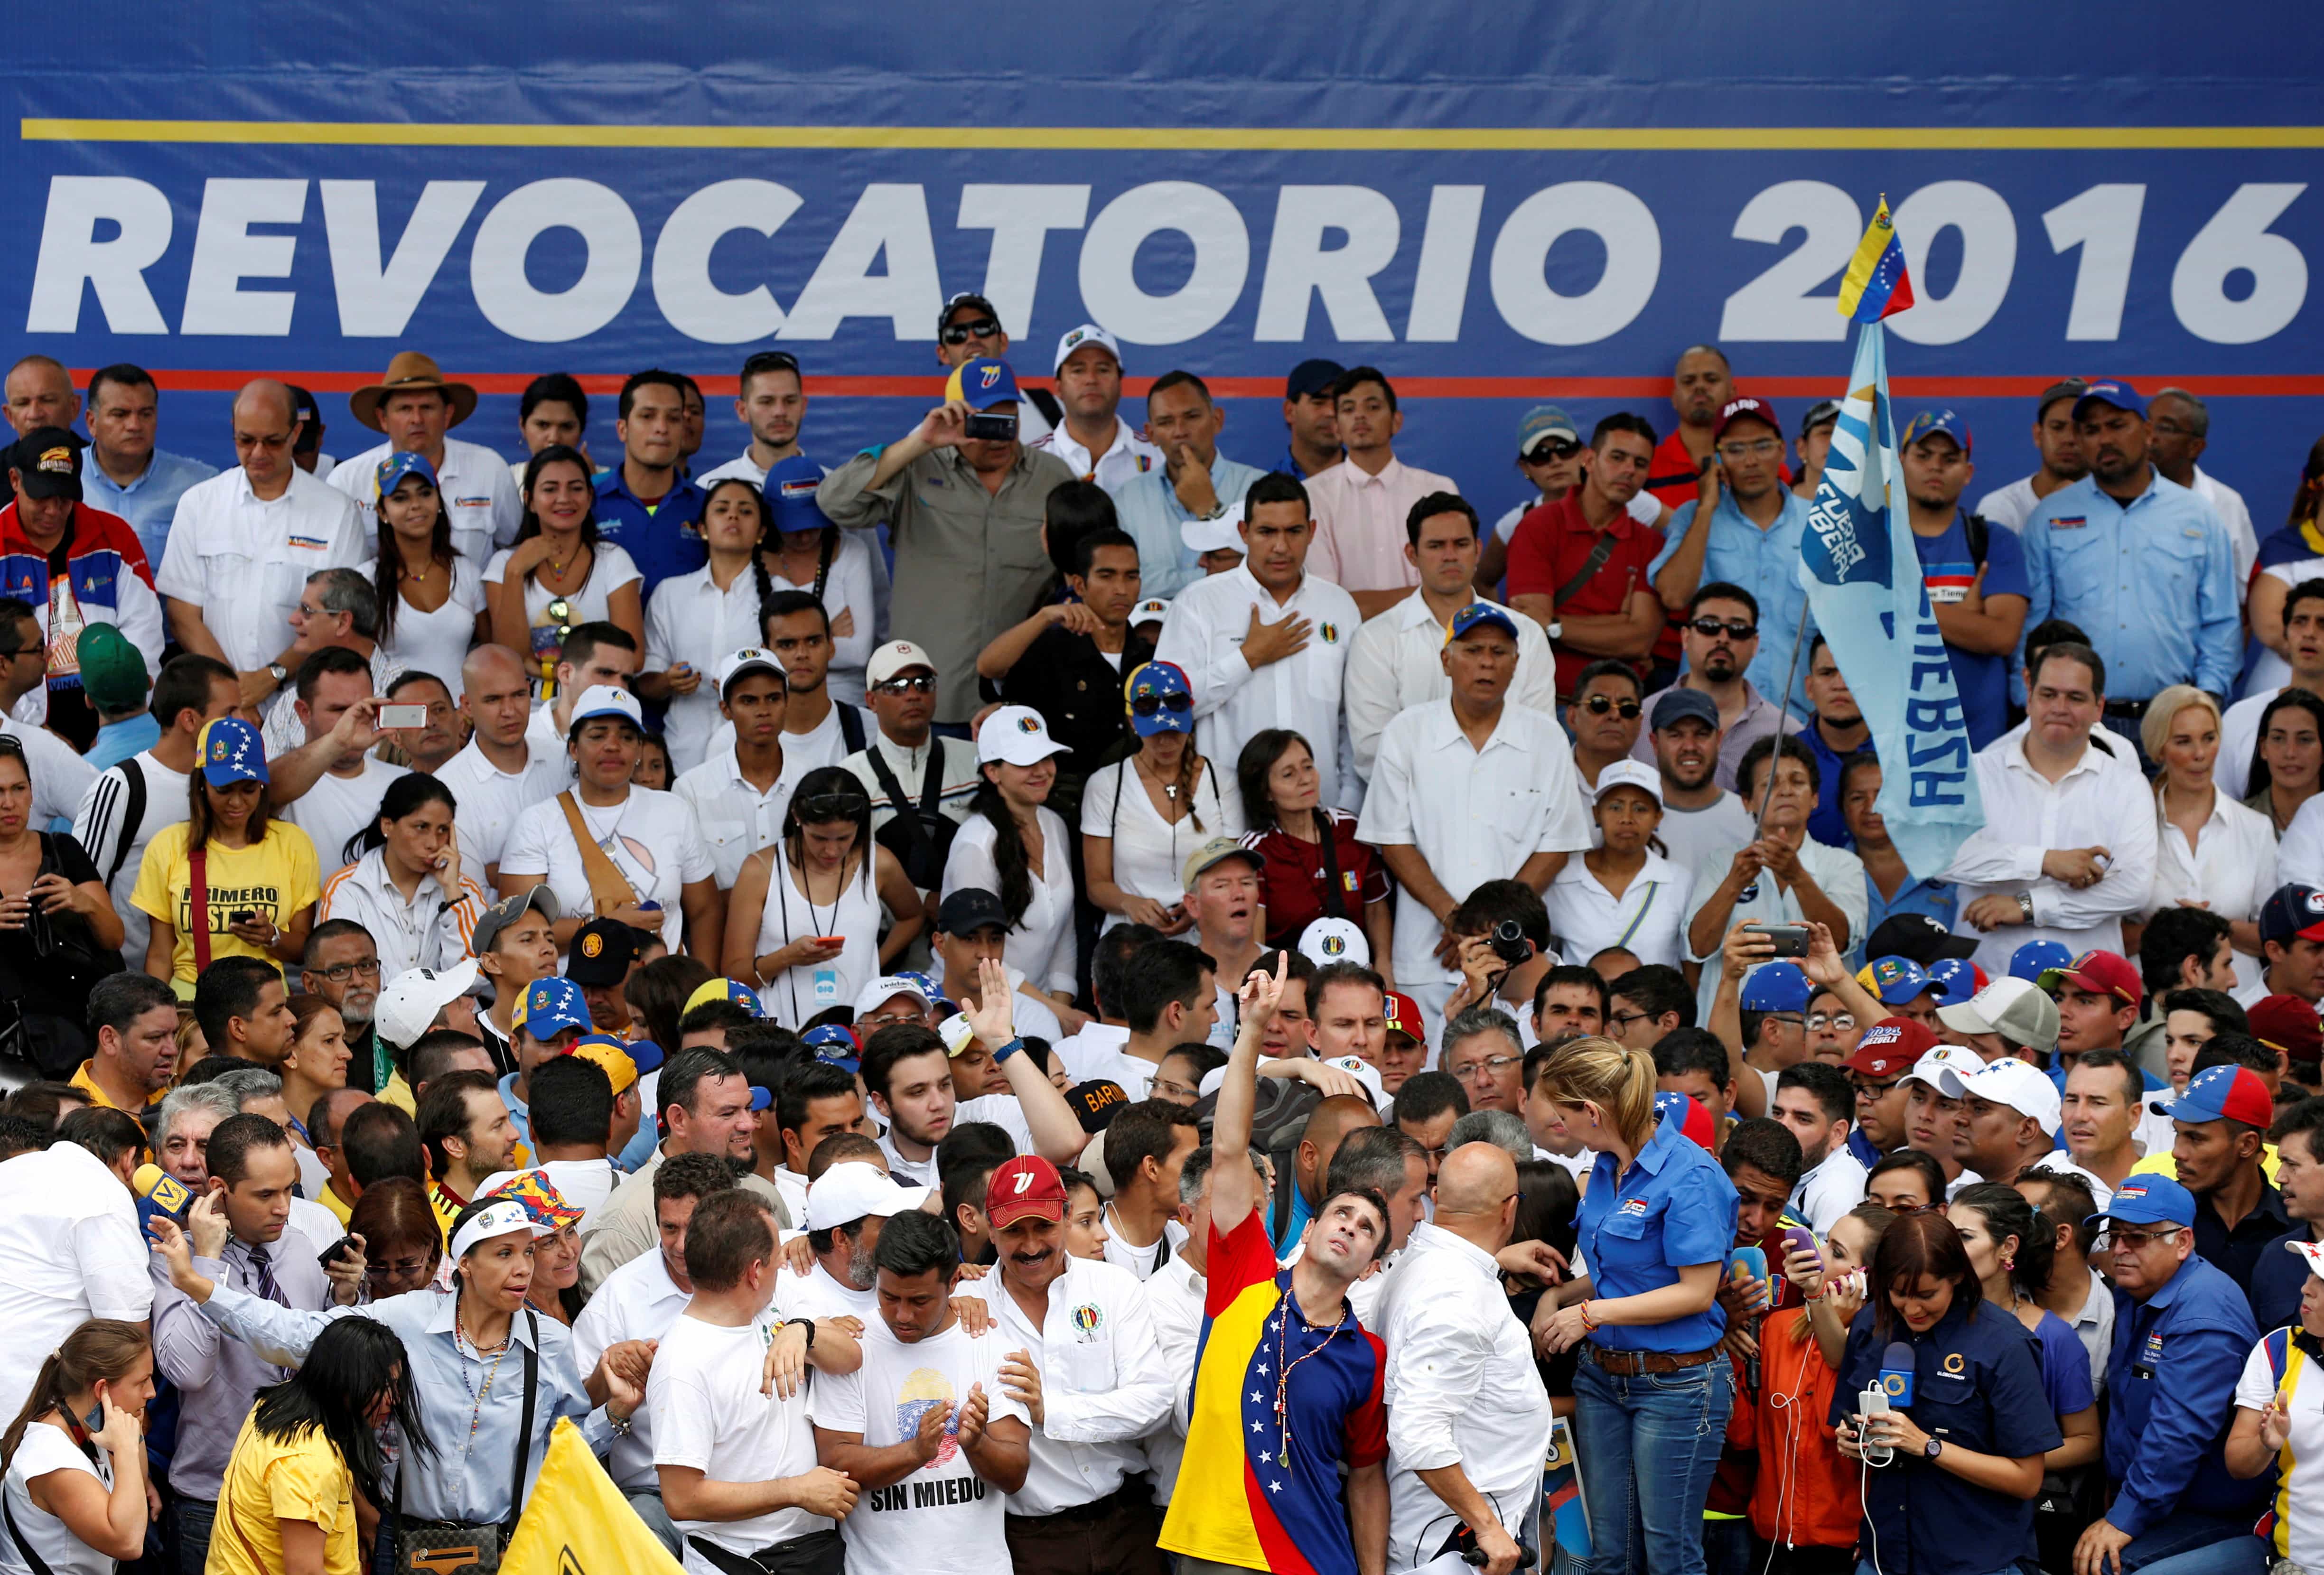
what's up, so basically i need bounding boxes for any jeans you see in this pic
[1700,1516,1755,1575]
[2127,1524,2271,1575]
[1569,1354,1733,1575]
[168,1496,215,1575]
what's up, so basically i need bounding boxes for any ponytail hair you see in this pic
[1,1319,150,1472]
[1531,1034,1656,1151]
[969,774,1034,927]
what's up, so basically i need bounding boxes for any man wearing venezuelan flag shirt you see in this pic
[1159,953,1391,1575]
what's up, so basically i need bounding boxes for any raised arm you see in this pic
[962,957,1086,1164]
[1210,951,1287,1237]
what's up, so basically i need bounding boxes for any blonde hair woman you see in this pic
[2140,683,2274,975]
[1533,1035,1742,1575]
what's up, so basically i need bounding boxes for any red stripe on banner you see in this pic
[63,369,2324,400]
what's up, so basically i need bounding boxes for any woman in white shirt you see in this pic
[364,450,488,698]
[761,453,877,705]
[487,446,645,697]
[725,766,925,1026]
[941,705,1079,1010]
[640,476,780,774]
[0,1319,154,1575]
[1081,661,1239,935]
[2141,684,2274,973]
[498,685,721,961]
[316,772,492,979]
[1545,759,1693,969]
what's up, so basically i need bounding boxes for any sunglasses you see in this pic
[1582,693,1642,719]
[872,673,937,696]
[1130,691,1193,717]
[796,793,870,822]
[940,318,1002,345]
[1523,439,1582,462]
[1689,616,1758,640]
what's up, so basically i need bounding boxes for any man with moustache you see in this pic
[1630,585,1798,792]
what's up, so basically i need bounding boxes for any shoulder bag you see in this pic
[865,746,959,891]
[395,1310,539,1575]
[556,792,640,917]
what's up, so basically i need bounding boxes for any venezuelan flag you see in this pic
[1835,196,1916,323]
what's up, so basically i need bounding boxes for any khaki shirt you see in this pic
[818,443,1077,722]
[577,1143,791,1295]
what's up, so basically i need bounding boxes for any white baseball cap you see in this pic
[803,1160,931,1231]
[1130,597,1171,625]
[1053,323,1123,374]
[866,640,937,689]
[1952,1057,2063,1135]
[853,975,932,1020]
[714,646,786,698]
[375,960,480,1050]
[1180,502,1246,558]
[978,705,1071,768]
[569,684,643,730]
[1590,757,1664,805]
[1322,1054,1391,1114]
[1900,1043,1986,1096]
[1298,916,1371,969]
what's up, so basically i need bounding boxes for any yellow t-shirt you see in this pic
[206,1413,360,1575]
[130,821,322,986]
[2129,1139,2283,1184]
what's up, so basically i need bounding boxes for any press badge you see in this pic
[813,967,841,1005]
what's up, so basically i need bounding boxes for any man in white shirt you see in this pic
[653,1187,861,1575]
[980,1154,1173,1572]
[1942,642,2159,974]
[436,644,566,887]
[674,648,804,890]
[1771,1062,1868,1231]
[1944,1054,2110,1207]
[2151,389,2259,601]
[768,1062,872,1227]
[0,1118,154,1424]
[1096,1098,1198,1281]
[157,380,368,696]
[2060,1049,2147,1205]
[1376,1143,1550,1575]
[1083,941,1217,1104]
[1971,379,2089,531]
[271,647,411,876]
[1028,325,1163,492]
[1361,604,1592,1029]
[327,352,521,563]
[1304,368,1461,619]
[1644,688,1757,875]
[1342,494,1555,786]
[699,349,810,488]
[859,973,1086,1185]
[843,640,980,886]
[522,622,641,767]
[74,652,240,966]
[790,1157,932,1323]
[1154,472,1363,815]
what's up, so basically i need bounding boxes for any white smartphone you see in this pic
[378,703,429,729]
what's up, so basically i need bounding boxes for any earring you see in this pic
[2000,1255,2014,1272]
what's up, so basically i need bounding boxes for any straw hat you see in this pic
[348,351,479,432]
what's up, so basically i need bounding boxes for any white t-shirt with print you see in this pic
[500,786,714,953]
[653,1305,832,1573]
[2237,1333,2324,1570]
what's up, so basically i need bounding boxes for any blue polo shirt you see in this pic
[1648,489,1817,718]
[1860,874,1959,962]
[2102,1249,2269,1537]
[1828,1295,2061,1575]
[79,447,217,567]
[592,468,707,597]
[1576,1117,1738,1353]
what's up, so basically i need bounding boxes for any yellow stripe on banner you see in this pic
[19,119,2324,150]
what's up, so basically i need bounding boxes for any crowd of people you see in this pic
[0,308,2321,1575]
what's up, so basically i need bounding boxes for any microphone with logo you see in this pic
[1857,1341,1916,1467]
[1730,1246,1771,1391]
[131,1163,194,1239]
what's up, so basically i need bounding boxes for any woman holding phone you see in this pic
[0,1319,155,1574]
[316,774,491,978]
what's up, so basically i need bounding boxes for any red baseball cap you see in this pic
[1844,1017,1940,1079]
[985,1156,1068,1229]
[2249,993,2324,1067]
[2162,1064,2275,1129]
[1714,395,1782,443]
[2036,949,2143,1009]
[1382,992,1423,1045]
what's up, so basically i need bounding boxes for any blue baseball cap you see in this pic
[197,717,269,787]
[514,977,591,1040]
[762,453,832,535]
[1926,958,1982,1003]
[2160,1063,2276,1128]
[1865,956,1948,1006]
[2090,1174,2195,1231]
[2072,378,2146,421]
[1447,603,1520,644]
[944,357,1021,412]
[374,449,439,502]
[803,1023,861,1074]
[2009,939,2074,983]
[1125,660,1195,738]
[1516,405,1580,458]
[1898,409,1972,456]
[1739,962,1812,1013]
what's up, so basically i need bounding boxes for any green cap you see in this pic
[75,623,148,714]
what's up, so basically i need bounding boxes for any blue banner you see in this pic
[1796,324,1985,879]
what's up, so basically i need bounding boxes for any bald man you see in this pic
[1376,1144,1550,1575]
[1269,1093,1382,1253]
[4,355,79,438]
[156,380,367,702]
[438,643,570,884]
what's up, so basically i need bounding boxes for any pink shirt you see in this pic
[1303,456,1461,594]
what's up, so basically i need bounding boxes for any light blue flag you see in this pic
[1793,323,1984,880]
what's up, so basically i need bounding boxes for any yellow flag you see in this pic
[499,1417,685,1575]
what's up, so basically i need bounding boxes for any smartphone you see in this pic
[1745,923,1811,958]
[229,909,256,924]
[378,703,429,729]
[1782,1224,1821,1270]
[963,412,1018,441]
[814,935,848,951]
[316,1234,360,1271]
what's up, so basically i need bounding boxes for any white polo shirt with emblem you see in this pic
[157,467,368,671]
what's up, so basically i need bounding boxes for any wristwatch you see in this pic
[267,662,289,690]
[1923,1436,1943,1461]
[785,1317,817,1351]
[2015,892,2035,924]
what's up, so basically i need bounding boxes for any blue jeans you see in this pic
[1570,1354,1733,1575]
[168,1496,214,1575]
[2124,1520,2271,1575]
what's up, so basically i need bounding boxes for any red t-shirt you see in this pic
[1503,493,1664,695]
[1243,814,1390,951]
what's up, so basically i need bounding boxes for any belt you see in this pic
[1583,1341,1722,1375]
[2102,698,2151,718]
[1005,1479,1146,1526]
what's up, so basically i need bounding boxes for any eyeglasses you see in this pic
[1761,1012,1805,1027]
[940,318,1002,345]
[2095,1225,2183,1253]
[314,959,383,983]
[872,674,937,696]
[1453,1055,1523,1082]
[1607,1009,1656,1030]
[795,793,871,822]
[1807,1012,1857,1032]
[1523,440,1582,463]
[1689,616,1758,640]
[0,647,36,662]
[1582,693,1643,719]
[1717,438,1783,460]
[1130,691,1193,718]
[1151,1076,1200,1102]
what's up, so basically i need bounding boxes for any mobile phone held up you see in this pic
[1745,922,1810,958]
[963,412,1018,442]
[378,703,429,729]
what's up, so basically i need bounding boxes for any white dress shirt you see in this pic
[2192,465,2258,605]
[1941,731,2160,975]
[1153,563,1363,815]
[1376,1222,1553,1573]
[2279,795,2324,891]
[941,807,1079,998]
[1030,416,1164,493]
[2149,787,2275,989]
[157,466,368,671]
[570,1244,691,1488]
[1542,851,1695,970]
[643,565,775,773]
[985,1255,1173,1517]
[0,1143,154,1426]
[1359,700,1593,995]
[316,847,488,979]
[434,736,568,876]
[2214,686,2280,801]
[765,534,879,704]
[1341,592,1558,784]
[330,437,523,566]
[1141,1251,1206,1504]
[673,746,808,890]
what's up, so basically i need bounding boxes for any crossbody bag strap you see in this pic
[189,845,213,972]
[1550,534,1620,610]
[501,1310,540,1538]
[1313,812,1348,920]
[556,791,638,916]
[1612,880,1661,949]
[2,1488,59,1575]
[863,746,931,857]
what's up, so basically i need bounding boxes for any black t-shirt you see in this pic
[0,832,106,1019]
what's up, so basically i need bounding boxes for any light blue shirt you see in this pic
[86,714,160,774]
[2020,470,2239,700]
[1108,454,1266,600]
[1648,490,1817,717]
[198,1281,610,1525]
[78,448,218,567]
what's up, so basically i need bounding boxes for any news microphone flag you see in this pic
[1878,1341,1917,1407]
[1795,225,1983,884]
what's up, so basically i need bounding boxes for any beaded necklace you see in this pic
[450,1301,512,1467]
[1270,1286,1349,1468]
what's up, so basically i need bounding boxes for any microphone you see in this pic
[131,1163,193,1237]
[1731,1246,1769,1391]
[1877,1340,1916,1408]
